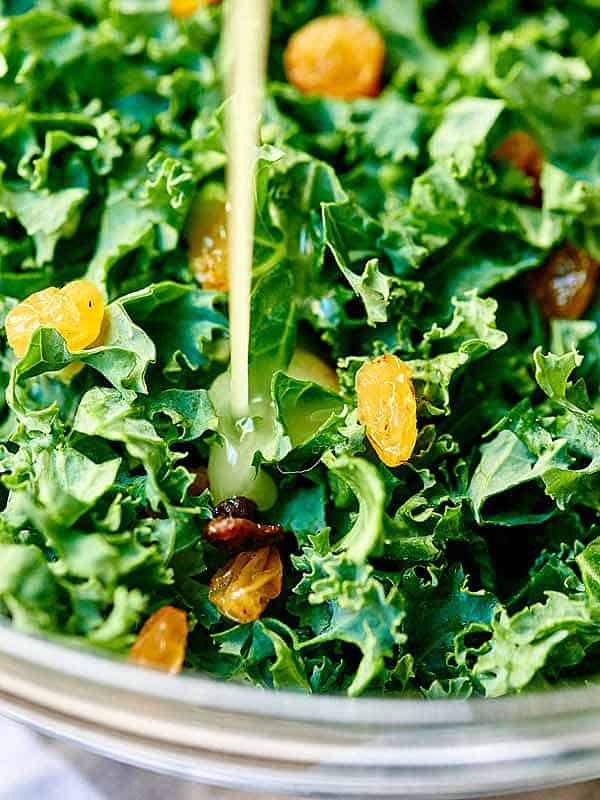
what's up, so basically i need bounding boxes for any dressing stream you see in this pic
[207,0,276,507]
[207,372,278,510]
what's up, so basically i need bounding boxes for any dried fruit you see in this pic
[249,523,285,547]
[208,545,283,623]
[5,279,105,358]
[284,15,385,100]
[493,131,543,203]
[170,0,219,19]
[213,495,257,520]
[188,466,209,497]
[170,0,198,17]
[356,354,417,467]
[187,191,228,291]
[128,606,188,674]
[205,516,284,551]
[206,517,259,549]
[530,242,599,320]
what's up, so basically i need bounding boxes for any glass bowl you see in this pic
[0,621,599,798]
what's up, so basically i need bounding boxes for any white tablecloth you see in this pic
[0,717,599,800]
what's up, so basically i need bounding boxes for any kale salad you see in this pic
[0,0,599,699]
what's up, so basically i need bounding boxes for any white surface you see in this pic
[0,716,600,800]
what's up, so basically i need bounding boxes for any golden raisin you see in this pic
[356,354,417,467]
[5,280,105,358]
[128,606,188,674]
[208,545,283,623]
[530,242,599,320]
[284,15,385,100]
[61,280,105,351]
[493,131,544,204]
[170,0,220,19]
[187,189,228,292]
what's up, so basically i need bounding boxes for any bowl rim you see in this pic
[3,618,600,727]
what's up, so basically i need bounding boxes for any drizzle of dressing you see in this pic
[224,0,271,419]
[207,0,275,509]
[207,372,277,510]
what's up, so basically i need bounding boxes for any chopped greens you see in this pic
[0,0,600,698]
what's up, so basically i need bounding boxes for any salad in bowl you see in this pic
[0,0,599,702]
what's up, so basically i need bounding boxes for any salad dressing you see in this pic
[224,0,271,419]
[207,0,276,508]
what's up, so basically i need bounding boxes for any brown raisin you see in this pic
[493,130,544,205]
[188,466,209,497]
[253,524,285,547]
[213,496,257,520]
[530,242,599,320]
[204,516,284,552]
[205,516,257,549]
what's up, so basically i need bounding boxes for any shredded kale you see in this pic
[0,0,599,697]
